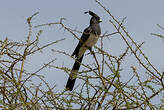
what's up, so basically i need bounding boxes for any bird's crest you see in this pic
[84,11,100,20]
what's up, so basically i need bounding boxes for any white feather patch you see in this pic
[78,34,99,58]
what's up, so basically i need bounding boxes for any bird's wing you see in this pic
[71,27,92,58]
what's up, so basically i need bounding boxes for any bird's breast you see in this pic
[77,34,99,58]
[84,34,99,47]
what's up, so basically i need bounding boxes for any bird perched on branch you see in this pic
[66,11,102,91]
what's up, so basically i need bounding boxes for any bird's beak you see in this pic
[99,19,102,23]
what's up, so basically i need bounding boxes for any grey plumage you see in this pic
[66,11,102,91]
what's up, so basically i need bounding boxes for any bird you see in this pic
[66,11,102,91]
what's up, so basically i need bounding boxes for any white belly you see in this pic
[85,34,99,47]
[78,34,99,58]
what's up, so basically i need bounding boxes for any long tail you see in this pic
[66,55,84,91]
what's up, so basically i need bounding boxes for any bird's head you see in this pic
[85,11,102,24]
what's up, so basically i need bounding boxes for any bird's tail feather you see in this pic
[66,55,84,91]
